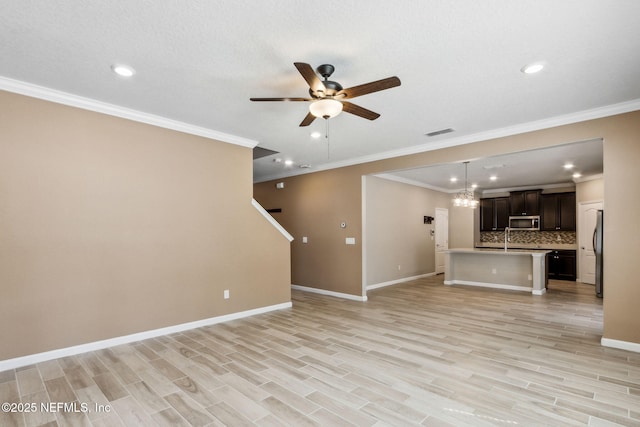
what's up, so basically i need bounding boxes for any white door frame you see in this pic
[435,208,449,274]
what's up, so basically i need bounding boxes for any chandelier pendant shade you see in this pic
[309,98,343,119]
[453,161,478,208]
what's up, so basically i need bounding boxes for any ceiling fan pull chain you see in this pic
[326,118,330,159]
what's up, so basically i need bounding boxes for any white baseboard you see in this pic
[444,279,533,294]
[0,301,292,372]
[291,284,367,302]
[366,272,436,291]
[601,337,640,353]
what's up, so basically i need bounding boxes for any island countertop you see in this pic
[444,248,549,295]
[447,248,551,256]
[475,242,577,251]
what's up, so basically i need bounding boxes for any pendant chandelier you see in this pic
[453,161,478,208]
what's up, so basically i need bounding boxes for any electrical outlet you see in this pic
[397,265,401,271]
[492,268,497,274]
[223,289,230,299]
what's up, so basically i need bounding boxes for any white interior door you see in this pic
[435,208,449,274]
[579,201,602,284]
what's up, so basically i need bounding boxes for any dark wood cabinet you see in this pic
[509,190,541,216]
[494,198,510,230]
[541,192,576,231]
[480,199,493,231]
[480,197,510,231]
[547,250,576,281]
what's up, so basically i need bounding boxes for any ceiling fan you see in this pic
[250,62,401,127]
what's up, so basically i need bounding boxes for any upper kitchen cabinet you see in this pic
[480,197,510,231]
[541,192,576,231]
[509,190,542,216]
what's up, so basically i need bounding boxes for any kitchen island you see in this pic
[444,248,550,295]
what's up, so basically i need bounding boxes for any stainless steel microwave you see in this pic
[508,215,540,230]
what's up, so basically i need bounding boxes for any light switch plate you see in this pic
[345,237,356,245]
[302,236,308,243]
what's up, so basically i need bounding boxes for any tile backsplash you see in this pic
[480,230,576,245]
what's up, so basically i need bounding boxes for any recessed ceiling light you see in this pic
[471,183,478,189]
[111,64,135,77]
[299,164,311,169]
[310,131,322,139]
[450,177,458,183]
[564,163,574,169]
[489,175,498,181]
[572,172,582,179]
[284,159,294,166]
[521,62,544,74]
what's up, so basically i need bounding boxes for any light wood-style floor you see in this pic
[2,276,639,426]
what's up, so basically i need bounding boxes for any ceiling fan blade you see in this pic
[250,97,313,102]
[341,101,380,120]
[299,112,316,127]
[337,76,401,99]
[294,62,326,94]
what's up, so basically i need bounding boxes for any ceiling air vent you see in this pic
[425,128,455,137]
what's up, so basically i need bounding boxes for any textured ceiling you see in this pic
[1,1,639,185]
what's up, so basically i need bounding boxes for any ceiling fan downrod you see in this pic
[316,64,335,80]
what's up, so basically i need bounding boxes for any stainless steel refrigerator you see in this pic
[594,210,604,297]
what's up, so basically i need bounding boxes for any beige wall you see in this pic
[254,110,640,345]
[0,91,291,361]
[449,204,475,249]
[600,125,640,343]
[253,167,364,295]
[364,176,450,286]
[576,177,604,203]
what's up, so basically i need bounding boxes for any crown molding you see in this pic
[574,173,603,183]
[0,76,258,148]
[254,98,640,183]
[481,182,575,195]
[373,173,453,193]
[376,173,579,196]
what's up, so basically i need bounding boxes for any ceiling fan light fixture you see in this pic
[309,99,343,119]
